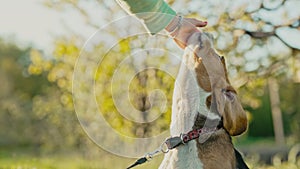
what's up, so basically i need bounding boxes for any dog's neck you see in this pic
[170,58,217,135]
[170,33,221,136]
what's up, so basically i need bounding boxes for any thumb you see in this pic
[188,18,208,27]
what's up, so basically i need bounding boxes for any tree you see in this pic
[0,37,89,152]
[36,0,300,147]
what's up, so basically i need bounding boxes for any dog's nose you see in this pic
[201,32,214,47]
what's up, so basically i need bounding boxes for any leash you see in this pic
[126,127,217,169]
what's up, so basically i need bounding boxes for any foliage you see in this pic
[1,0,300,167]
[0,147,299,169]
[94,36,175,137]
[0,38,88,152]
[39,0,300,142]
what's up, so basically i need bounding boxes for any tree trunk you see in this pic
[268,78,285,145]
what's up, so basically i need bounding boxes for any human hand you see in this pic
[165,16,207,49]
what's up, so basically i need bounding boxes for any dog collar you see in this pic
[127,126,220,169]
[165,127,219,150]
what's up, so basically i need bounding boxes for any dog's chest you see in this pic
[170,57,211,136]
[158,140,203,169]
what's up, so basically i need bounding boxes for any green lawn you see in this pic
[0,147,163,169]
[0,146,299,169]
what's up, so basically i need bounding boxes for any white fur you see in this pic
[159,42,219,169]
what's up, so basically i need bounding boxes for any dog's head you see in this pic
[187,32,247,136]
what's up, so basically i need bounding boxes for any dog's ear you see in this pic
[213,87,247,136]
[209,72,247,136]
[215,56,248,136]
[222,90,248,136]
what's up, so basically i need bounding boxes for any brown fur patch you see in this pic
[194,56,211,92]
[196,130,236,169]
[193,114,236,169]
[206,95,212,109]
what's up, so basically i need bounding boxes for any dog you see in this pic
[158,32,248,169]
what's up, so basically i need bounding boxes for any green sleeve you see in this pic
[119,0,176,34]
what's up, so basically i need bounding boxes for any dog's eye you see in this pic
[222,89,235,101]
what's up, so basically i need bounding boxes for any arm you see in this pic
[117,0,176,34]
[117,0,207,48]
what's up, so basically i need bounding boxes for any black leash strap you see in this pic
[126,142,169,169]
[126,157,147,169]
[126,136,181,169]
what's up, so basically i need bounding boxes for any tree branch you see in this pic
[245,30,275,38]
[245,26,299,50]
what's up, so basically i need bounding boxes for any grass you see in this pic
[0,146,163,169]
[0,145,299,169]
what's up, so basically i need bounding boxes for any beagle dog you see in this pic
[159,32,248,169]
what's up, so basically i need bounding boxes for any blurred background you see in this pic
[0,0,299,168]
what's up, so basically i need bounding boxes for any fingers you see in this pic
[170,17,207,49]
[186,18,208,27]
[196,20,208,27]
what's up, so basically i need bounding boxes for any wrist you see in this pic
[165,15,183,37]
[165,15,180,32]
